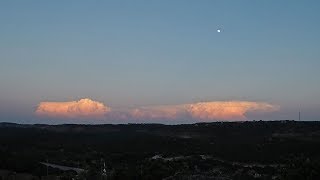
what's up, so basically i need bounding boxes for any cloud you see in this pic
[130,105,187,120]
[35,98,110,119]
[128,101,279,121]
[186,101,278,121]
[35,99,279,122]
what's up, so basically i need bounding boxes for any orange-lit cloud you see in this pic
[35,98,110,119]
[186,101,278,121]
[128,101,278,121]
[35,99,278,121]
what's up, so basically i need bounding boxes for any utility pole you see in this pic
[299,111,301,121]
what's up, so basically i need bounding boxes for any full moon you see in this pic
[217,29,221,33]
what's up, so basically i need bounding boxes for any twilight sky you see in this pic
[0,0,320,123]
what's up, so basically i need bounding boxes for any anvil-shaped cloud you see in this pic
[186,101,278,121]
[129,101,278,121]
[35,99,279,121]
[35,98,110,119]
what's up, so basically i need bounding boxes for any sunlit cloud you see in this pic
[186,101,278,121]
[35,98,110,119]
[127,101,278,121]
[35,99,278,122]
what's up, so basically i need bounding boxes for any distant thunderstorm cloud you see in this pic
[35,98,110,119]
[130,101,278,121]
[35,98,279,121]
[187,101,277,120]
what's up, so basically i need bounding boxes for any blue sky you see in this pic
[0,0,320,123]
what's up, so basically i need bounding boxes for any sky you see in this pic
[0,0,320,124]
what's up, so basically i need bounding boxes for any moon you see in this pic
[217,29,221,33]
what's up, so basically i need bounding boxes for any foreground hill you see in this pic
[0,121,320,179]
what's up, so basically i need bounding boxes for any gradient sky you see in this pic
[1,0,320,123]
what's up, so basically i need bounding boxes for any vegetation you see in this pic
[0,121,320,179]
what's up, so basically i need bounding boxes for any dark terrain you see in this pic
[1,121,320,180]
